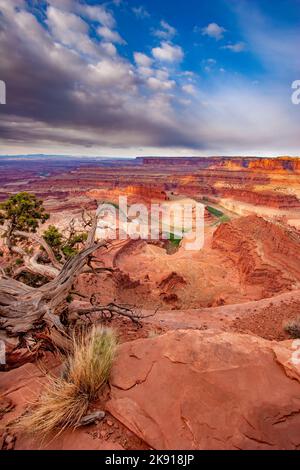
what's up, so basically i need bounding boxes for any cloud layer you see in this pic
[0,0,299,156]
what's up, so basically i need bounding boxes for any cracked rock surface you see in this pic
[107,329,300,450]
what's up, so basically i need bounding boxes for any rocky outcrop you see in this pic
[107,329,300,450]
[212,215,300,297]
[139,156,300,172]
[247,157,300,173]
[220,188,300,209]
[88,185,167,204]
[158,272,187,292]
[157,272,187,305]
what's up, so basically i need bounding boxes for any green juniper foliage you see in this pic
[43,225,88,260]
[43,225,63,250]
[0,192,49,233]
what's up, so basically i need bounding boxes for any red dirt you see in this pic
[232,297,300,341]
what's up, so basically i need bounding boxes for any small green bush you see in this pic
[284,318,300,339]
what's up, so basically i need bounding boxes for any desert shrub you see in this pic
[284,318,300,339]
[61,244,78,258]
[15,327,117,437]
[43,226,88,260]
[43,225,63,251]
[61,234,88,258]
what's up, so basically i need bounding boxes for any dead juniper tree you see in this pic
[0,193,149,371]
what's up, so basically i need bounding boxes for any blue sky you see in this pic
[0,0,299,156]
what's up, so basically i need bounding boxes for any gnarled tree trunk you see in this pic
[0,218,107,370]
[0,218,150,371]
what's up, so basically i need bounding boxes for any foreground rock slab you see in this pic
[107,330,300,450]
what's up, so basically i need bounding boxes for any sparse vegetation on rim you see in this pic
[284,317,300,339]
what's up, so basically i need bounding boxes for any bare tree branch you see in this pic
[75,302,157,326]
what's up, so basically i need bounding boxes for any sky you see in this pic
[0,0,299,157]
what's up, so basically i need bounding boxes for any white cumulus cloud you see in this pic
[153,20,177,40]
[222,42,246,52]
[97,26,126,44]
[182,84,197,95]
[200,22,226,40]
[134,52,153,67]
[132,5,150,19]
[147,76,175,91]
[152,42,184,63]
[78,4,115,28]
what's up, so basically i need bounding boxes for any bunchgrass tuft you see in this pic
[15,327,117,438]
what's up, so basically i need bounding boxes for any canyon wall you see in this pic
[212,215,300,297]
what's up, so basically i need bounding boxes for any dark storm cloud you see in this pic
[0,0,202,153]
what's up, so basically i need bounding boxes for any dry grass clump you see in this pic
[15,326,117,437]
[284,317,300,339]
